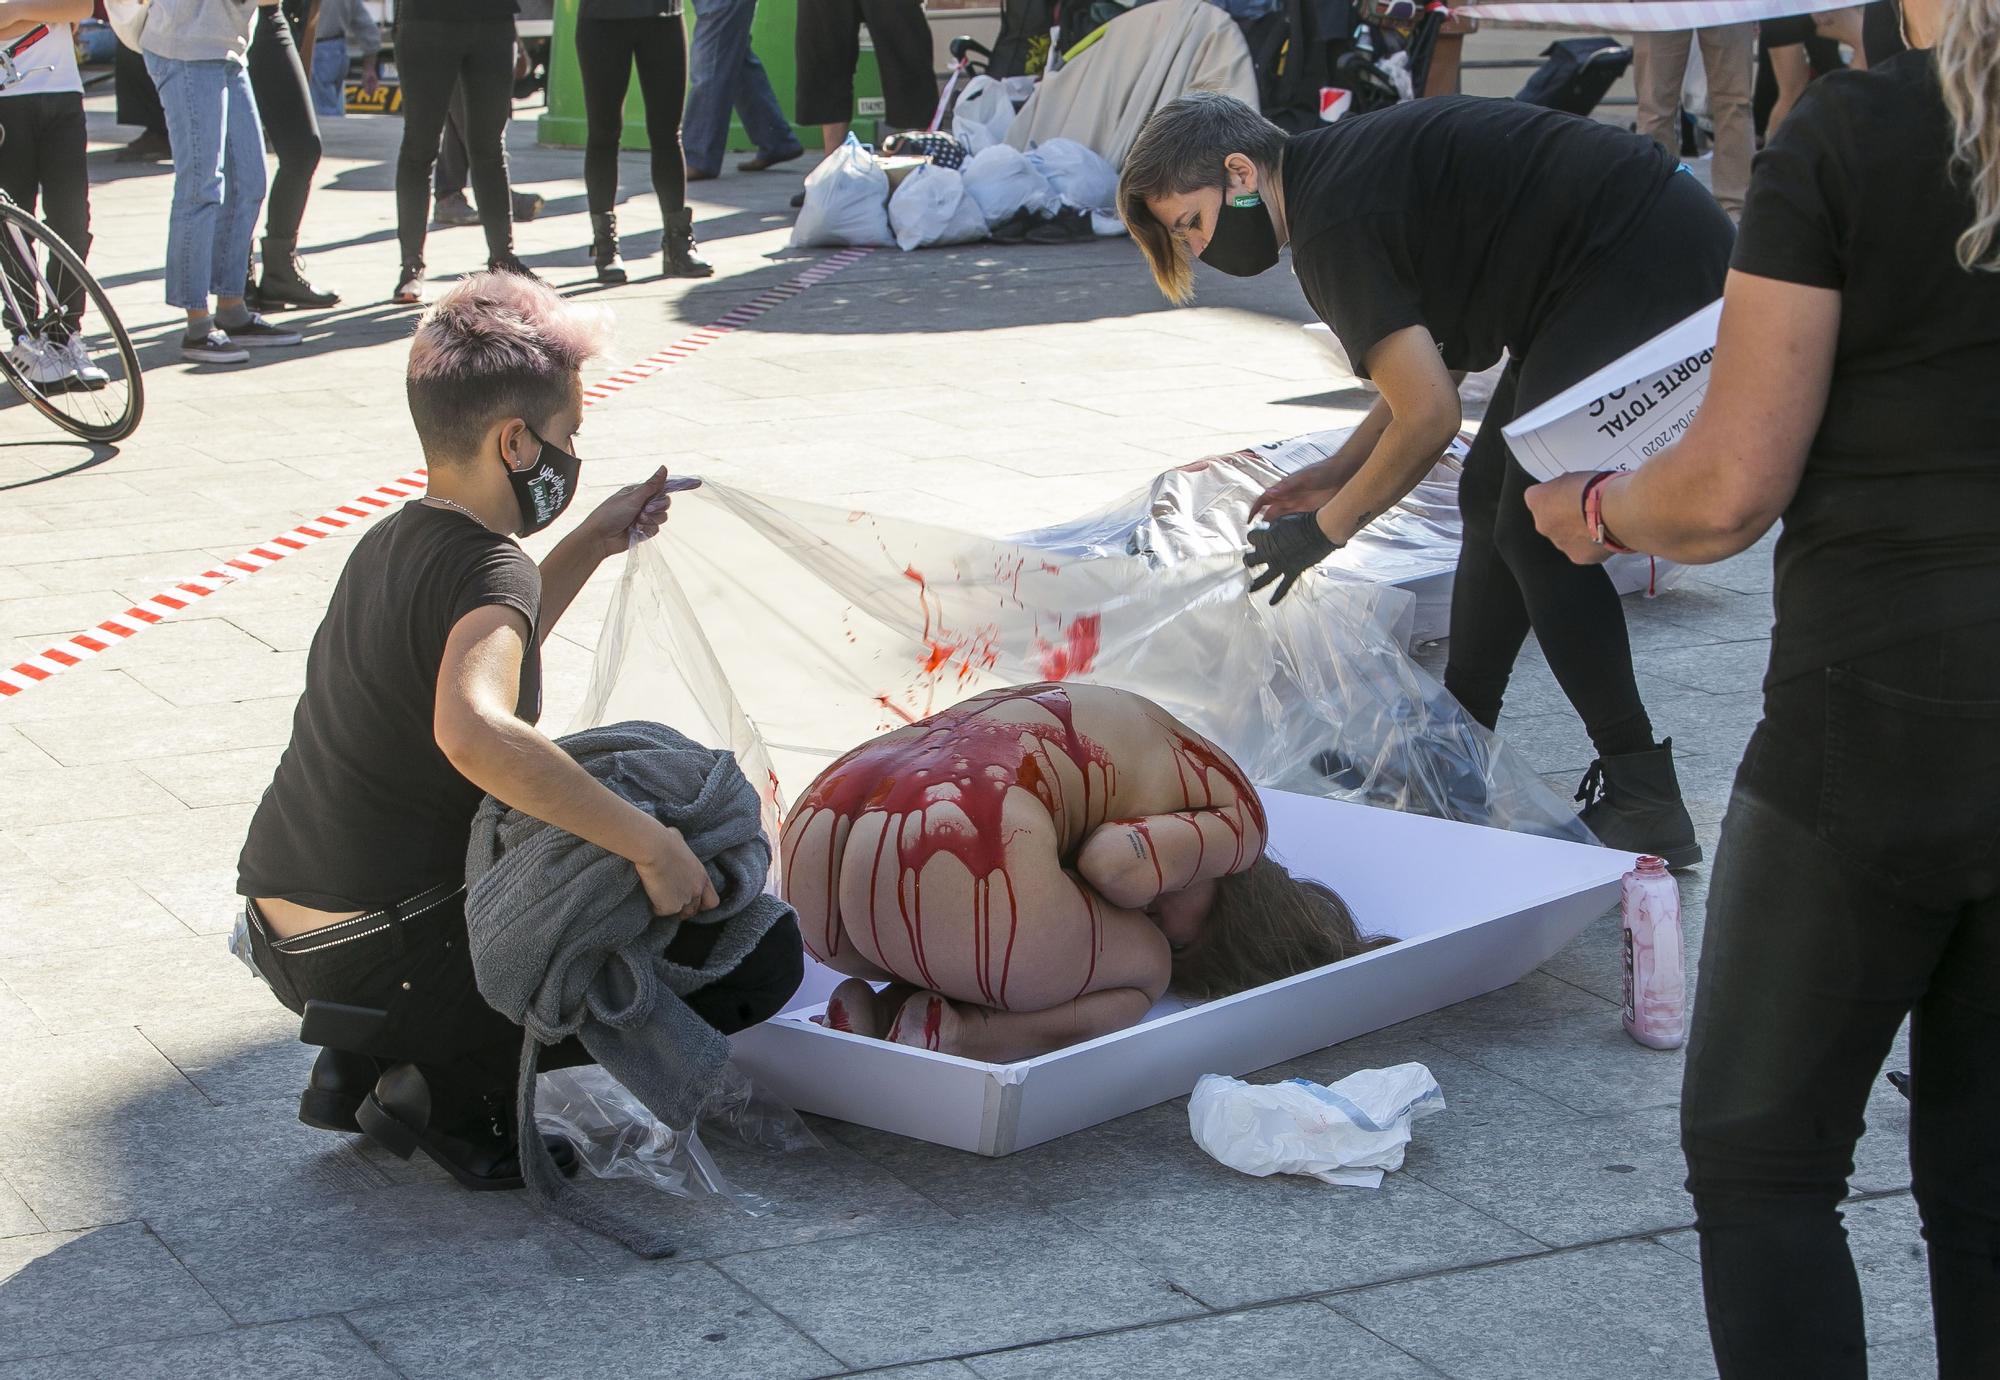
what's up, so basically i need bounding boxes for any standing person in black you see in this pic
[573,0,712,284]
[248,0,341,309]
[1528,0,2000,1370]
[391,0,528,304]
[793,0,936,155]
[236,272,803,1188]
[1118,92,1728,863]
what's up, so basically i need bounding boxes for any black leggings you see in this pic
[248,3,322,246]
[575,16,687,222]
[0,91,90,329]
[1682,619,2000,1376]
[1443,172,1734,758]
[394,18,515,266]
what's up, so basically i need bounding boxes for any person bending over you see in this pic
[781,683,1389,1061]
[236,272,800,1189]
[1120,92,1730,866]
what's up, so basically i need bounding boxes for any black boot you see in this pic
[257,236,340,309]
[297,1048,380,1133]
[1574,738,1702,869]
[590,211,626,284]
[661,207,713,279]
[355,1064,575,1192]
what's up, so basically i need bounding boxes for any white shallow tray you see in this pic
[731,791,1631,1156]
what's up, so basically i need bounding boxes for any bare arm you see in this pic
[536,467,677,642]
[0,0,92,36]
[1526,272,1840,566]
[435,604,719,916]
[1311,326,1463,544]
[1075,800,1266,910]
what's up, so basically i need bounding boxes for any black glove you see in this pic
[1243,512,1338,606]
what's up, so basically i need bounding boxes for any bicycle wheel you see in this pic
[0,200,143,443]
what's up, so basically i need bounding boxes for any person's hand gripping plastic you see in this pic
[1244,511,1340,605]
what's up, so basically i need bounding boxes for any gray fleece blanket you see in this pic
[464,720,793,1257]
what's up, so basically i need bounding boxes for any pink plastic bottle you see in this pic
[1621,856,1685,1050]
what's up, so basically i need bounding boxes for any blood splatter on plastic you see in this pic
[1033,614,1101,682]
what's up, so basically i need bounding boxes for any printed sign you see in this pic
[346,81,402,116]
[1502,300,1722,481]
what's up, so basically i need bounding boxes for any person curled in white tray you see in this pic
[780,683,1392,1060]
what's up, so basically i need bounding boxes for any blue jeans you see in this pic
[309,37,347,119]
[682,0,800,176]
[144,53,267,311]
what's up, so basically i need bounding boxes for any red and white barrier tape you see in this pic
[0,247,874,700]
[1457,0,1861,29]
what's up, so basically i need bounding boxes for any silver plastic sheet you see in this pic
[578,480,1593,845]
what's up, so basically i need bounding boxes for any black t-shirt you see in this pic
[1282,96,1679,377]
[237,503,543,911]
[398,0,518,24]
[1732,51,2000,685]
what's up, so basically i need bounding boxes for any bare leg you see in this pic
[888,987,1156,1060]
[1767,44,1810,135]
[820,120,848,153]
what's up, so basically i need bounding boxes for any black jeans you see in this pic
[246,884,806,1097]
[575,16,688,222]
[114,42,166,137]
[394,18,515,266]
[793,0,938,130]
[1682,619,2000,1378]
[0,91,91,329]
[1444,171,1734,758]
[248,3,323,246]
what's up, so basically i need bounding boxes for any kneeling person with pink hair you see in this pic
[234,272,802,1189]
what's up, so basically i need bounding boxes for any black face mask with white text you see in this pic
[1198,191,1281,278]
[505,427,581,536]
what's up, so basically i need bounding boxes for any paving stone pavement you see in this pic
[0,93,1928,1378]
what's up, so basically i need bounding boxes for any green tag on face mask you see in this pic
[1230,192,1263,209]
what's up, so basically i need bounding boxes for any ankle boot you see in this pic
[661,207,713,279]
[1574,738,1702,869]
[297,1048,380,1133]
[355,1064,576,1192]
[590,211,627,284]
[257,236,340,309]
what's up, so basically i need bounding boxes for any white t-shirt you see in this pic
[2,23,82,98]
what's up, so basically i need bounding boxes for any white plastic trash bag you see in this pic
[1025,138,1119,213]
[951,73,1016,155]
[961,144,1060,227]
[790,134,894,248]
[1188,1064,1445,1189]
[888,165,991,251]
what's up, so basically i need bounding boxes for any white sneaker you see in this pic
[7,334,68,387]
[53,336,108,389]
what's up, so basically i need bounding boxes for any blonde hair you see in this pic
[1938,0,2000,269]
[1169,856,1393,1000]
[1118,91,1287,305]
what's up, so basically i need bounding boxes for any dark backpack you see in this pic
[1515,37,1633,118]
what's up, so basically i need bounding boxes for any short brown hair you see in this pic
[1118,91,1288,305]
[405,272,611,464]
[1170,855,1392,1000]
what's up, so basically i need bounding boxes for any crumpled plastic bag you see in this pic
[534,1064,820,1216]
[1188,1064,1445,1189]
[790,133,894,248]
[961,144,1062,227]
[1026,137,1118,213]
[888,164,992,251]
[952,73,1017,155]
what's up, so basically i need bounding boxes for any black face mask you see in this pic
[505,426,581,536]
[1198,191,1280,278]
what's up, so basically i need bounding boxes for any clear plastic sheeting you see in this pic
[1015,427,1677,645]
[577,481,1594,845]
[534,1064,820,1216]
